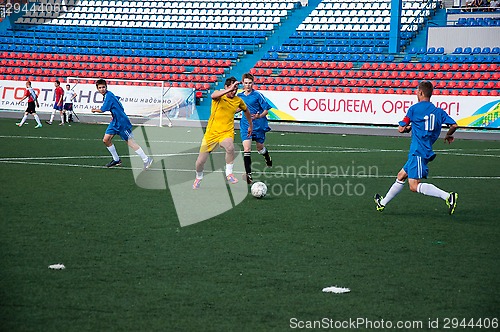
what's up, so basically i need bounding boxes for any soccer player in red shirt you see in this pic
[16,80,42,128]
[46,80,65,125]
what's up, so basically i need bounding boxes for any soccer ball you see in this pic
[251,181,267,199]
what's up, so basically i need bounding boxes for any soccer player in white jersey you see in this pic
[374,81,459,214]
[63,84,77,123]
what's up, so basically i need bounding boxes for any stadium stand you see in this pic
[0,0,498,98]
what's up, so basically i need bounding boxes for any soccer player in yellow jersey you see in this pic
[193,77,253,189]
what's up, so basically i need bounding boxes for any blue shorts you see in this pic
[403,155,430,179]
[53,104,63,111]
[240,130,266,144]
[105,124,133,141]
[240,122,268,144]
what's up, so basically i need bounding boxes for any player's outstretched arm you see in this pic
[444,123,458,144]
[211,81,239,99]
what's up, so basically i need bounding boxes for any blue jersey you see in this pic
[399,101,456,160]
[101,90,132,132]
[237,90,271,133]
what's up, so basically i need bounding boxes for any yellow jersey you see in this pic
[205,94,247,136]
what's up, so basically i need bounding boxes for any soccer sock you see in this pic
[19,114,28,125]
[60,114,65,124]
[49,111,55,123]
[33,114,42,126]
[258,147,271,164]
[417,183,449,200]
[381,179,405,206]
[196,171,203,180]
[107,144,120,161]
[243,152,252,175]
[225,163,234,176]
[134,147,148,162]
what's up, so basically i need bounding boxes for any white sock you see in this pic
[258,147,267,155]
[225,163,234,176]
[134,147,148,162]
[417,183,449,200]
[60,114,65,124]
[19,114,28,125]
[34,114,42,126]
[381,179,405,206]
[107,144,120,161]
[196,171,203,180]
[49,111,55,123]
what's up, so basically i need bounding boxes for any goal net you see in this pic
[65,77,196,127]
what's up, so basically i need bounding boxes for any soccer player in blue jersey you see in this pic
[237,73,272,184]
[91,79,153,170]
[374,81,459,214]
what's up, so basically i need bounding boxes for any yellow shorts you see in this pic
[199,131,234,153]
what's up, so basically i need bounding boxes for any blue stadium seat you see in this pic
[402,54,412,62]
[463,47,472,54]
[472,47,482,55]
[481,47,491,54]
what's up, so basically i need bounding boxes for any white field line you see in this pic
[1,155,499,180]
[1,134,500,154]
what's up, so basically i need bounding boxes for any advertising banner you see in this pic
[0,80,195,119]
[2,80,498,128]
[257,90,500,128]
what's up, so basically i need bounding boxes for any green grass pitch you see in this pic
[1,118,499,331]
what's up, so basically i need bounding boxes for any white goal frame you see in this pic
[66,77,169,127]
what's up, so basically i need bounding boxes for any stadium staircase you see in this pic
[197,0,323,117]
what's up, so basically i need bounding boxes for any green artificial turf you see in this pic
[1,118,499,331]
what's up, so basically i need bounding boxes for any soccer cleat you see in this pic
[59,123,64,126]
[192,178,202,190]
[45,121,52,125]
[143,157,153,170]
[15,123,22,127]
[446,192,458,215]
[374,193,385,212]
[35,124,42,128]
[265,157,272,167]
[226,174,239,184]
[106,159,122,168]
[243,173,253,184]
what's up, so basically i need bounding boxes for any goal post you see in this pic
[65,77,196,126]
